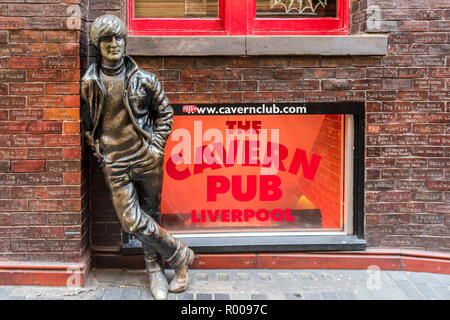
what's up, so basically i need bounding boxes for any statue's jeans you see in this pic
[101,139,187,265]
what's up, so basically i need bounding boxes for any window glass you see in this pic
[256,0,337,18]
[135,0,219,18]
[160,108,346,233]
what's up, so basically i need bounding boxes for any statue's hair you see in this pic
[90,15,127,49]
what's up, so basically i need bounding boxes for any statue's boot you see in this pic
[134,217,194,294]
[144,250,168,300]
[168,243,195,293]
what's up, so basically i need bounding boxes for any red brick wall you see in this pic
[88,0,449,253]
[0,0,89,263]
[352,0,450,250]
[2,0,448,265]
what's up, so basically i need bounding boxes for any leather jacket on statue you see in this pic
[81,55,173,161]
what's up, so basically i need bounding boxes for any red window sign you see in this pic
[128,0,349,35]
[160,103,349,233]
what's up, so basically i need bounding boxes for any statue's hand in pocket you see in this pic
[149,143,165,165]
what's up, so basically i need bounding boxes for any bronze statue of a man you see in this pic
[81,15,194,300]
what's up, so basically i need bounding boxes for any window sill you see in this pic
[121,234,367,254]
[127,35,388,56]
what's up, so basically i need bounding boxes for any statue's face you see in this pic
[99,34,125,66]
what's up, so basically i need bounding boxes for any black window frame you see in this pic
[121,101,366,254]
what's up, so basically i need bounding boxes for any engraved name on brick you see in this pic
[381,147,410,157]
[11,135,44,147]
[10,110,43,121]
[28,173,63,185]
[397,180,427,190]
[0,97,25,108]
[396,203,425,213]
[45,108,79,121]
[0,70,26,81]
[28,96,61,108]
[28,148,62,159]
[365,181,395,190]
[0,18,25,29]
[412,192,442,202]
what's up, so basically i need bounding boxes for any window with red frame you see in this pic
[128,0,349,36]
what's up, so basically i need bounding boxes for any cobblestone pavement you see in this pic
[0,268,449,300]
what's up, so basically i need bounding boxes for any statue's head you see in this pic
[90,15,127,66]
